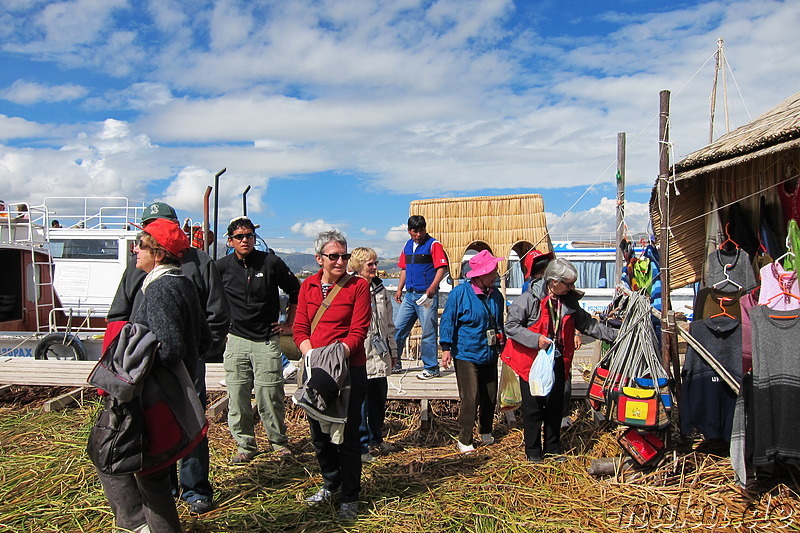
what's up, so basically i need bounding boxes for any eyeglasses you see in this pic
[136,240,150,250]
[321,252,352,262]
[557,279,576,289]
[230,233,255,241]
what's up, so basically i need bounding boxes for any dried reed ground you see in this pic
[0,387,798,533]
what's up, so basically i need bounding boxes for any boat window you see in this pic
[573,260,616,289]
[49,239,119,260]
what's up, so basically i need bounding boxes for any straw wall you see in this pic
[657,147,800,289]
[410,194,550,280]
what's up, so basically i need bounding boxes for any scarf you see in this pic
[142,264,180,293]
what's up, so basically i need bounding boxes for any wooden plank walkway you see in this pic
[0,358,588,400]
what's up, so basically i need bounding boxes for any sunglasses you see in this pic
[230,233,255,241]
[321,252,352,262]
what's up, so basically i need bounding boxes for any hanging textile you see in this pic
[728,203,760,258]
[777,177,800,231]
[679,316,743,442]
[758,262,800,311]
[750,306,800,466]
[704,248,757,292]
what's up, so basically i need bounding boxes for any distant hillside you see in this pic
[274,252,402,277]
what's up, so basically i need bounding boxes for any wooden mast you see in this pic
[657,90,674,374]
[615,132,626,284]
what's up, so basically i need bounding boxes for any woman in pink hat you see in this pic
[440,249,506,453]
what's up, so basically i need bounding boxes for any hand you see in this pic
[538,336,552,350]
[395,290,403,304]
[574,333,582,350]
[441,350,452,369]
[271,321,292,336]
[425,286,436,299]
[341,342,351,357]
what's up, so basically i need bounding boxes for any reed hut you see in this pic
[409,194,551,283]
[651,90,800,289]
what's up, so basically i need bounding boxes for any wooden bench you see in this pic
[1,358,589,420]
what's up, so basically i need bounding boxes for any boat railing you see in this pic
[41,196,145,235]
[48,307,106,334]
[0,202,48,246]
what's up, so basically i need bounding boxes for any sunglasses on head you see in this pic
[230,233,255,241]
[321,252,352,262]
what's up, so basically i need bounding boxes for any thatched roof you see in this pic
[653,90,800,290]
[409,194,550,280]
[674,90,800,179]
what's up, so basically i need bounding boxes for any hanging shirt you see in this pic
[680,316,742,442]
[704,248,757,292]
[758,262,800,311]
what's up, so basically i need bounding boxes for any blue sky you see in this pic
[2,0,799,256]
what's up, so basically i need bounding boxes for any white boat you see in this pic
[0,197,145,360]
[388,239,694,318]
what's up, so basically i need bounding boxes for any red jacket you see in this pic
[294,270,371,366]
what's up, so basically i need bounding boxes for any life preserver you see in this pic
[34,333,88,361]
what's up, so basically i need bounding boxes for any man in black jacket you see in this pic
[107,201,229,515]
[216,216,301,464]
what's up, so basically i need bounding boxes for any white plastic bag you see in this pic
[528,341,556,397]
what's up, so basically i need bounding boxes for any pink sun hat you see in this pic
[466,250,505,278]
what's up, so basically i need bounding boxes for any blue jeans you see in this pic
[360,377,388,453]
[394,290,440,372]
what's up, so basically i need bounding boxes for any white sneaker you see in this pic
[480,433,495,446]
[457,441,475,453]
[283,362,298,381]
[219,379,226,387]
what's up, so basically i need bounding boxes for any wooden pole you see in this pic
[615,132,626,284]
[658,90,673,374]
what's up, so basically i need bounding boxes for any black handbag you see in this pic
[86,397,144,475]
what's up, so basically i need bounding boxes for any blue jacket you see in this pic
[439,282,504,365]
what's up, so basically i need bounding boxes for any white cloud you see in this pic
[547,197,652,240]
[385,224,408,242]
[84,82,173,111]
[0,114,47,140]
[0,80,88,104]
[360,227,376,236]
[291,218,339,238]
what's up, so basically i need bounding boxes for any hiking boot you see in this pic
[480,433,495,446]
[230,451,257,465]
[338,501,358,520]
[361,452,375,463]
[272,444,292,459]
[417,369,441,380]
[304,487,337,506]
[457,441,475,454]
[189,498,213,515]
[282,362,298,381]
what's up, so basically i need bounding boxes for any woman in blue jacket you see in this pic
[440,250,506,453]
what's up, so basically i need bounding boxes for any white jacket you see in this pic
[364,278,397,379]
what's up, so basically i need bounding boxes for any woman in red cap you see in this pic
[440,249,506,453]
[96,218,211,533]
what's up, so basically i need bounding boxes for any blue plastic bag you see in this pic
[528,341,557,397]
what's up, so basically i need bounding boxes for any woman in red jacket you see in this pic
[293,230,371,520]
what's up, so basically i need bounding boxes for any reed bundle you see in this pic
[1,388,798,532]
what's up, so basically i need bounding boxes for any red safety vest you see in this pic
[501,294,575,381]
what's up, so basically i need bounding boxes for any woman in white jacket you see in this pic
[349,247,399,462]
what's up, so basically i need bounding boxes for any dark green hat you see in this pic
[142,202,178,224]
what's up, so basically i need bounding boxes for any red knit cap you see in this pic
[144,218,190,257]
